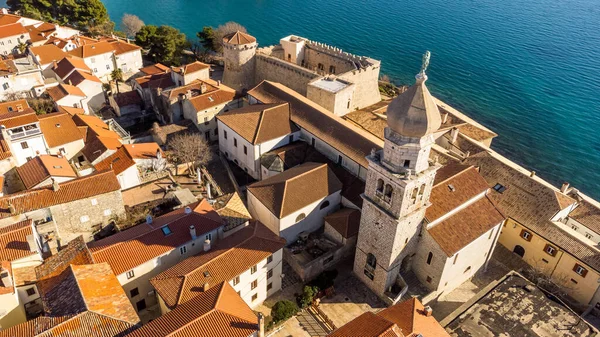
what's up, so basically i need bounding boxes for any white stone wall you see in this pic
[338,63,381,110]
[306,81,355,117]
[46,139,84,161]
[299,128,363,178]
[229,249,283,308]
[76,80,105,113]
[6,134,47,166]
[55,95,87,113]
[0,71,44,100]
[84,52,115,81]
[116,165,141,190]
[114,50,142,75]
[0,33,29,56]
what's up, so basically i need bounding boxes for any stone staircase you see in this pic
[402,270,430,300]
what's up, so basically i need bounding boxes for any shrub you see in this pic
[271,300,298,324]
[298,285,319,308]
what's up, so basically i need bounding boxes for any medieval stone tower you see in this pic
[222,31,258,92]
[353,52,442,303]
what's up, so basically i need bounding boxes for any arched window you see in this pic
[384,184,393,201]
[418,184,426,196]
[426,252,433,265]
[376,179,384,195]
[295,213,306,223]
[329,65,336,74]
[319,200,330,210]
[367,253,377,269]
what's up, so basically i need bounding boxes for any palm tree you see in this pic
[110,68,124,93]
[16,42,28,55]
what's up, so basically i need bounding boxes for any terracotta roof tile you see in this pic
[127,281,257,337]
[570,200,600,236]
[90,200,224,276]
[113,91,142,107]
[68,41,115,58]
[25,25,49,43]
[64,69,101,86]
[123,143,162,159]
[377,297,450,337]
[134,72,175,89]
[35,236,93,282]
[139,63,170,75]
[0,135,12,161]
[38,111,84,148]
[57,106,85,116]
[0,99,28,115]
[46,83,86,102]
[217,103,298,145]
[215,192,252,232]
[0,219,34,261]
[0,22,27,39]
[94,146,136,175]
[248,81,383,168]
[52,56,91,79]
[426,165,490,222]
[189,87,236,112]
[0,13,21,26]
[0,170,121,219]
[109,40,141,55]
[150,221,285,309]
[172,61,209,75]
[29,44,68,65]
[222,31,256,45]
[329,311,404,337]
[16,155,76,189]
[0,316,69,337]
[248,162,342,218]
[324,208,361,238]
[0,108,38,128]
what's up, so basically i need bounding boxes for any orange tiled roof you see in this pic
[0,135,13,161]
[0,220,34,261]
[222,31,256,45]
[29,44,67,65]
[46,83,86,102]
[172,61,209,75]
[135,72,175,89]
[0,99,29,115]
[68,41,115,58]
[189,87,236,112]
[248,162,342,218]
[94,146,136,175]
[57,106,85,116]
[0,171,121,219]
[16,155,76,189]
[377,298,450,337]
[139,63,170,76]
[53,56,91,79]
[89,199,224,276]
[0,13,21,26]
[108,40,141,55]
[216,103,297,145]
[127,281,258,337]
[123,143,162,159]
[150,221,285,309]
[24,24,50,43]
[0,108,38,128]
[329,311,404,337]
[0,22,27,39]
[38,112,84,148]
[65,69,101,86]
[324,208,361,238]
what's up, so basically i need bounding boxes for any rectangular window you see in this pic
[572,225,578,231]
[161,226,172,236]
[180,246,187,255]
[251,280,258,290]
[21,142,28,149]
[233,276,240,286]
[93,68,98,73]
[403,160,410,168]
[80,215,89,223]
[311,138,315,147]
[337,155,343,165]
[586,233,593,239]
[453,254,459,265]
[488,229,494,240]
[267,269,273,279]
[520,229,532,241]
[214,128,218,135]
[234,138,237,147]
[130,288,139,298]
[205,233,212,241]
[204,117,209,125]
[224,130,227,139]
[426,276,432,283]
[136,299,146,312]
[126,270,135,279]
[267,255,273,264]
[243,145,247,155]
[252,293,258,301]
[26,288,36,296]
[574,263,588,277]
[323,255,334,265]
[103,209,112,216]
[267,282,273,291]
[493,183,506,193]
[91,198,98,206]
[2,83,9,90]
[251,265,257,274]
[289,135,294,143]
[91,57,95,63]
[544,244,557,257]
[106,64,110,70]
[364,269,374,280]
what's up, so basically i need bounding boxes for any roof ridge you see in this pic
[69,265,89,312]
[84,310,138,327]
[176,275,188,306]
[90,222,154,254]
[253,107,267,145]
[433,165,474,188]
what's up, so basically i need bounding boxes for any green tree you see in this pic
[7,0,112,33]
[271,300,298,324]
[298,285,319,308]
[135,25,189,65]
[111,68,123,93]
[197,26,215,51]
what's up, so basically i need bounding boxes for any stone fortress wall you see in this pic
[255,46,320,96]
[222,40,258,92]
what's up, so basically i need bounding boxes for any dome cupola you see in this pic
[386,51,441,138]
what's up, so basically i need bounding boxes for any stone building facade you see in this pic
[223,33,381,116]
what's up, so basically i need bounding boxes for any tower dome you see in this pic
[386,51,441,138]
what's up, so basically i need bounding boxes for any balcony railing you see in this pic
[9,127,41,140]
[105,118,131,142]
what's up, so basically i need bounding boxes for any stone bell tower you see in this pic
[353,52,442,303]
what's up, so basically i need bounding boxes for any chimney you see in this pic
[52,178,59,192]
[189,225,197,240]
[68,79,72,86]
[186,89,192,99]
[52,60,58,69]
[441,112,449,124]
[450,127,459,144]
[0,267,12,288]
[184,206,192,214]
[202,282,210,291]
[217,80,221,86]
[258,313,265,337]
[530,171,536,177]
[424,306,433,317]
[200,83,207,94]
[203,239,211,252]
[561,182,570,193]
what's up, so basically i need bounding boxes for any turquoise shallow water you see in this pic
[5,0,600,199]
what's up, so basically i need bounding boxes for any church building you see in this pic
[353,53,505,303]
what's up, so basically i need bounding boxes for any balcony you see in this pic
[105,118,131,143]
[8,125,41,140]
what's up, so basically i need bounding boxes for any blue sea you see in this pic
[4,0,599,199]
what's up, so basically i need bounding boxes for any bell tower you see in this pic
[353,52,442,303]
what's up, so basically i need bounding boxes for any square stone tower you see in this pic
[353,52,442,303]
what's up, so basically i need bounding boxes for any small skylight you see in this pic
[161,226,172,236]
[203,271,211,278]
[53,165,62,169]
[493,183,506,193]
[55,123,61,128]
